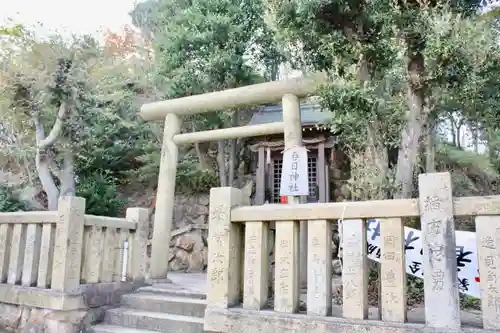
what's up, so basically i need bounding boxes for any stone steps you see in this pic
[137,284,207,300]
[121,293,207,318]
[102,308,204,333]
[89,324,160,333]
[90,281,207,333]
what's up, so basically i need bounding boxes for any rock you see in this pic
[168,248,175,262]
[174,234,196,253]
[0,304,97,333]
[146,193,210,273]
[194,204,209,216]
[198,195,210,206]
[0,303,22,330]
[331,240,338,259]
[201,247,208,268]
[192,215,206,225]
[187,251,205,271]
[332,259,342,276]
[169,249,189,271]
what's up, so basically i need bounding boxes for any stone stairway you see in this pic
[90,275,207,333]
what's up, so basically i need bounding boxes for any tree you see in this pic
[131,0,283,187]
[0,29,156,211]
[268,0,498,199]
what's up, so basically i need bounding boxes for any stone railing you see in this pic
[0,196,148,311]
[205,172,500,333]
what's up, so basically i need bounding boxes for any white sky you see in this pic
[1,0,139,38]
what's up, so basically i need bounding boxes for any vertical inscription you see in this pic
[243,222,269,310]
[380,218,406,322]
[476,216,500,329]
[51,196,85,292]
[307,220,332,316]
[274,221,299,313]
[206,187,244,309]
[418,173,460,329]
[342,219,368,320]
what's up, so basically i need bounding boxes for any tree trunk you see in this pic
[195,142,212,170]
[450,114,456,146]
[425,119,436,173]
[365,124,389,200]
[32,101,70,210]
[358,55,389,200]
[217,140,227,186]
[59,151,76,197]
[35,149,59,210]
[472,121,479,153]
[394,52,427,199]
[228,111,238,187]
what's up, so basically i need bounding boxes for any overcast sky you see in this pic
[2,0,138,38]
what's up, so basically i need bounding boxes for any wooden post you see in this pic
[206,187,244,308]
[150,113,182,280]
[51,196,85,292]
[418,172,460,329]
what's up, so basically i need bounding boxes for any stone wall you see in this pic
[149,194,210,273]
[0,281,142,333]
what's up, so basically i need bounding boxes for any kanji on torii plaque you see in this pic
[279,146,309,196]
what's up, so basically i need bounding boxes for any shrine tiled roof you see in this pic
[247,102,331,127]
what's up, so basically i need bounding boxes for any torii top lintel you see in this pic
[139,72,328,121]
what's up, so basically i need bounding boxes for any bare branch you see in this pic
[37,101,70,149]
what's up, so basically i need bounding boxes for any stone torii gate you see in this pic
[139,73,327,282]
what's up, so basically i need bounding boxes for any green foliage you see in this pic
[0,185,27,212]
[0,24,24,38]
[176,158,219,194]
[436,142,500,196]
[76,173,128,217]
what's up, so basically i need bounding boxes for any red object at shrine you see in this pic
[280,196,288,204]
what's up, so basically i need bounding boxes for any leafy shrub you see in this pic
[176,160,219,194]
[0,185,27,212]
[76,173,127,217]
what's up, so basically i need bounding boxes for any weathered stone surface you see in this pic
[204,307,491,333]
[332,259,342,276]
[0,281,143,333]
[148,194,210,273]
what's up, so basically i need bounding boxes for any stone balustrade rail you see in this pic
[0,196,149,310]
[205,172,500,333]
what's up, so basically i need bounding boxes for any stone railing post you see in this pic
[418,172,460,329]
[126,207,150,281]
[206,187,244,308]
[51,196,86,292]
